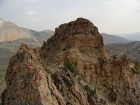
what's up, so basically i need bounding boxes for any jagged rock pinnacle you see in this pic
[46,18,104,46]
[55,18,96,36]
[40,18,105,64]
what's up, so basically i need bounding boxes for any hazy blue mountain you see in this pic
[101,33,132,44]
[117,32,140,41]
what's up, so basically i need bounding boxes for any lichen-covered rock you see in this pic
[2,18,140,105]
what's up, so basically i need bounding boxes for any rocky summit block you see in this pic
[40,18,105,65]
[1,18,140,105]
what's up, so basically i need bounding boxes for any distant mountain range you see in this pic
[0,19,54,72]
[0,18,136,44]
[0,19,30,42]
[104,33,140,62]
[0,19,53,42]
[106,41,140,62]
[101,33,132,44]
[21,28,54,42]
[117,32,140,41]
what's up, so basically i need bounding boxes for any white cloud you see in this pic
[26,5,32,8]
[27,11,37,15]
[79,1,84,4]
[93,0,140,34]
[25,0,38,2]
[103,0,140,12]
[13,0,38,4]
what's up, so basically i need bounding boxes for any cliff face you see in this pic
[1,18,140,105]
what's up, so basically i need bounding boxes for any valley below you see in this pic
[106,41,140,62]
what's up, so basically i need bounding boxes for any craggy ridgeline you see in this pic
[1,18,140,105]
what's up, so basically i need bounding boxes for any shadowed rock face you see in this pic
[1,18,140,105]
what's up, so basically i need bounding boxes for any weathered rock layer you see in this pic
[1,18,140,105]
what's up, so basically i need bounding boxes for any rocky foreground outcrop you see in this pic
[1,18,140,105]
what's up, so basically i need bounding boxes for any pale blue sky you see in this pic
[0,0,140,34]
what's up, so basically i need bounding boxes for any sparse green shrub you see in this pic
[28,93,33,99]
[85,85,97,97]
[78,77,82,81]
[64,60,76,75]
[134,62,140,74]
[0,75,2,78]
[44,66,48,71]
